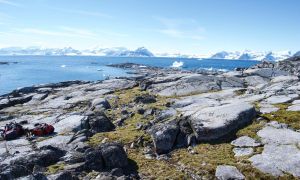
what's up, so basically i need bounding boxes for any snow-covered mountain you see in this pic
[0,46,297,61]
[82,47,154,57]
[293,51,300,57]
[0,47,154,57]
[0,47,82,56]
[210,50,293,61]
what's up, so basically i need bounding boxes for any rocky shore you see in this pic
[1,57,300,179]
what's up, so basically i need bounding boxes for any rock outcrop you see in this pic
[1,59,300,179]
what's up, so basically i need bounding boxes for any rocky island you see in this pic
[1,57,300,179]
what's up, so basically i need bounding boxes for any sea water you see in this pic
[0,56,259,95]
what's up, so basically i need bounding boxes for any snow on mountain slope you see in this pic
[0,47,81,56]
[210,50,293,61]
[0,47,154,57]
[0,46,296,61]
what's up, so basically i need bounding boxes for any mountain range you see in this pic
[0,46,298,61]
[210,50,296,61]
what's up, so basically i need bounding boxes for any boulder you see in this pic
[54,115,86,133]
[244,76,268,88]
[215,165,245,180]
[190,102,256,141]
[82,112,115,133]
[233,147,253,157]
[90,98,111,110]
[156,108,177,121]
[149,121,179,154]
[134,94,156,104]
[5,146,65,178]
[100,143,128,169]
[84,143,128,171]
[84,148,104,171]
[231,136,261,147]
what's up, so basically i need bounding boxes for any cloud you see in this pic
[54,8,112,19]
[60,26,96,37]
[0,0,21,7]
[155,16,205,40]
[15,26,128,39]
[17,27,96,39]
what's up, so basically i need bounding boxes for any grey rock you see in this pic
[54,115,86,133]
[249,124,300,177]
[190,102,256,141]
[47,171,73,180]
[231,136,261,147]
[37,135,72,150]
[82,112,115,133]
[0,95,33,110]
[257,124,300,145]
[99,143,128,169]
[292,99,300,104]
[233,147,253,157]
[244,68,289,78]
[110,168,124,177]
[90,98,111,110]
[271,75,298,83]
[84,148,104,171]
[62,151,85,164]
[149,121,179,154]
[148,74,221,97]
[134,94,156,104]
[156,108,177,121]
[5,146,65,178]
[287,104,300,111]
[259,103,279,114]
[215,165,245,180]
[244,76,268,88]
[263,94,298,104]
[250,144,300,177]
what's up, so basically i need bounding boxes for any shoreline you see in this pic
[1,58,300,179]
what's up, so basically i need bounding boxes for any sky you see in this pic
[0,0,299,55]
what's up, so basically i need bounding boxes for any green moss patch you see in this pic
[236,120,266,140]
[260,103,300,130]
[46,162,65,174]
[128,149,188,179]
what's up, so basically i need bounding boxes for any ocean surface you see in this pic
[0,56,259,95]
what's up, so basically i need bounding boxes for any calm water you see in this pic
[0,56,259,95]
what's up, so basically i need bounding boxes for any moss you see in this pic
[236,120,266,140]
[111,87,147,107]
[128,149,188,179]
[89,87,289,179]
[46,162,65,174]
[89,113,151,146]
[172,143,235,178]
[234,89,247,96]
[260,103,300,130]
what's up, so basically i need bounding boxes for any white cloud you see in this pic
[14,26,128,40]
[60,26,96,37]
[54,8,112,19]
[155,16,205,40]
[17,27,96,39]
[0,0,21,7]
